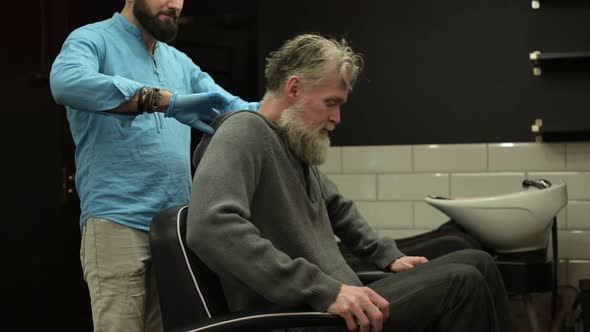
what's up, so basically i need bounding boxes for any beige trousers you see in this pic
[80,217,163,332]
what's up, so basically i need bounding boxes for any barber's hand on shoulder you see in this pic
[390,256,428,273]
[165,91,229,134]
[327,284,389,332]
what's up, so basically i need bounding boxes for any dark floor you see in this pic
[511,290,582,332]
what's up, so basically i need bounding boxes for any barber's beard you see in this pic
[134,0,179,43]
[279,103,334,166]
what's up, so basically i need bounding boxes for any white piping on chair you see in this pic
[186,312,336,332]
[176,205,212,318]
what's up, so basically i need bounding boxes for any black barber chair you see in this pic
[149,204,390,332]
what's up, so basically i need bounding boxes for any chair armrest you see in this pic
[356,270,391,285]
[181,306,345,332]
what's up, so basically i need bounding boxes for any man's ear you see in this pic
[284,75,301,101]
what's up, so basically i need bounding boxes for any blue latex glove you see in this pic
[165,91,229,134]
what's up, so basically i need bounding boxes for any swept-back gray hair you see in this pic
[264,33,364,96]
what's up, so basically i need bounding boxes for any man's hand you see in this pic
[327,284,389,332]
[165,91,229,134]
[390,256,428,272]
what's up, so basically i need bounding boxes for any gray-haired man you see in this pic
[187,33,515,332]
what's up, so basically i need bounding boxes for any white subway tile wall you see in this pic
[568,201,590,230]
[566,143,590,171]
[413,144,487,172]
[318,146,342,173]
[414,201,451,229]
[355,201,413,229]
[324,142,590,288]
[558,231,590,260]
[557,208,567,230]
[488,143,565,171]
[342,146,412,173]
[328,174,377,201]
[378,173,449,200]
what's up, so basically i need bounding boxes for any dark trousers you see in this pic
[367,249,515,332]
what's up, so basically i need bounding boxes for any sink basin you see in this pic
[424,182,568,253]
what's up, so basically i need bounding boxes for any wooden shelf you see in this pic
[531,118,590,142]
[529,51,590,76]
[531,0,590,10]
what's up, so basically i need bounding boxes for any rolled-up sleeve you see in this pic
[49,28,142,112]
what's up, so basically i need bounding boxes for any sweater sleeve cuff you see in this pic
[306,273,343,312]
[372,245,406,270]
[373,249,405,269]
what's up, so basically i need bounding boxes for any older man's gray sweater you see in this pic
[186,111,405,313]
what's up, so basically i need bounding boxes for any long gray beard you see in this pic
[279,105,331,166]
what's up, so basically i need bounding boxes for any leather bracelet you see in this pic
[149,88,160,113]
[146,88,154,113]
[137,87,149,114]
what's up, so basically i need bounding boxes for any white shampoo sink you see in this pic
[424,181,567,253]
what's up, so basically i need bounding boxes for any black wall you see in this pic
[4,0,87,329]
[258,0,590,145]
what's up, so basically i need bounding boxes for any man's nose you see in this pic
[329,107,341,125]
[167,0,183,10]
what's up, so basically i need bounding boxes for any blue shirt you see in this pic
[50,13,258,231]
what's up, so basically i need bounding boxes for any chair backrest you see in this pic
[150,204,229,332]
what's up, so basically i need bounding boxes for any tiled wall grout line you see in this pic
[564,144,570,169]
[448,172,453,197]
[339,147,343,174]
[410,145,415,172]
[411,201,416,228]
[375,173,381,202]
[485,143,489,172]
